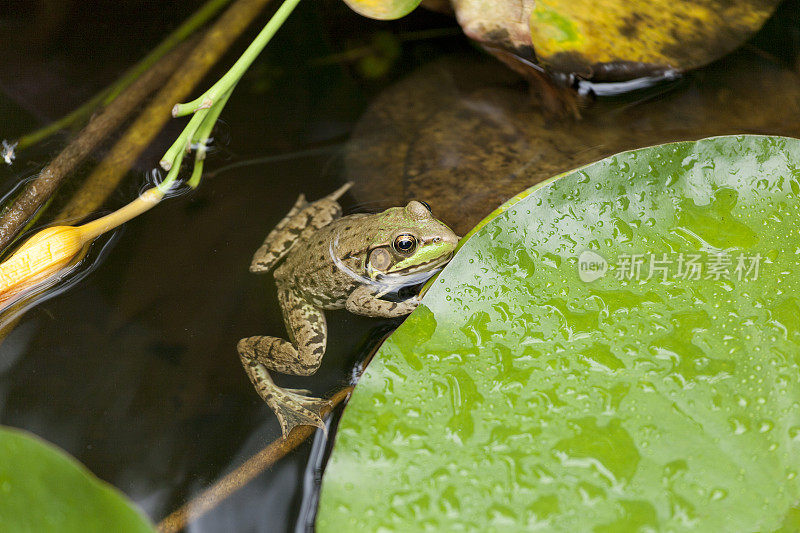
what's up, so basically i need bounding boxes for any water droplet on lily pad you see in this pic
[319,137,800,531]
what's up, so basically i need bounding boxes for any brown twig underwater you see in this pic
[156,386,353,533]
[57,0,278,222]
[0,38,194,252]
[157,328,393,531]
[13,0,234,152]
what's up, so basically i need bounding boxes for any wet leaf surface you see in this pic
[319,135,800,530]
[0,426,154,532]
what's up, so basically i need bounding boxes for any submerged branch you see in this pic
[14,0,234,151]
[156,387,353,533]
[58,0,278,221]
[0,39,194,252]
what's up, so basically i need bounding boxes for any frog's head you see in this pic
[363,201,458,283]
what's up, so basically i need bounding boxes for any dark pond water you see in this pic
[0,1,799,531]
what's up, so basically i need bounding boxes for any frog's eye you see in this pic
[419,201,432,212]
[393,234,417,255]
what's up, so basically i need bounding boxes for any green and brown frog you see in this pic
[238,183,459,437]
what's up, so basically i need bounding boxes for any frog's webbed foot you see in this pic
[267,385,331,438]
[240,356,330,437]
[238,333,331,438]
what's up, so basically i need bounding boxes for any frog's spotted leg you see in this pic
[345,285,419,317]
[237,287,330,437]
[249,182,353,273]
[237,360,329,437]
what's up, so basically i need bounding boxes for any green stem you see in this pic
[159,85,234,190]
[172,0,302,117]
[157,161,183,194]
[192,86,234,147]
[159,107,211,171]
[161,0,300,191]
[187,86,235,188]
[14,0,232,151]
[187,158,206,189]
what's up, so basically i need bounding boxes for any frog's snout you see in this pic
[439,229,460,249]
[428,233,457,248]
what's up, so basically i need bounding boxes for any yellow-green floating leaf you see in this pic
[343,0,422,20]
[527,0,781,76]
[446,0,781,78]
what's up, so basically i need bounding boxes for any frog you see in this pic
[238,182,459,437]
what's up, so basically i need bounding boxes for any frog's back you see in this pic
[275,214,372,306]
[249,184,353,274]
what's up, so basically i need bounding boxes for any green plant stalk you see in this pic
[187,86,235,188]
[159,83,232,191]
[57,0,278,221]
[172,0,302,118]
[187,157,206,189]
[192,86,235,148]
[14,0,233,151]
[158,0,300,192]
[157,106,213,192]
[158,160,183,194]
[159,107,211,172]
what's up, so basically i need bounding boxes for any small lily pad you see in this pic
[318,135,800,530]
[0,426,154,532]
[343,0,422,20]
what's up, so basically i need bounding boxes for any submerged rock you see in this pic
[346,52,800,235]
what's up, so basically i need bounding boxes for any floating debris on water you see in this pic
[2,140,17,165]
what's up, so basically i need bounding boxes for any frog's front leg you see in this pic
[345,285,419,318]
[237,287,330,437]
[249,183,352,273]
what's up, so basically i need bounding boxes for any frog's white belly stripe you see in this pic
[329,237,446,293]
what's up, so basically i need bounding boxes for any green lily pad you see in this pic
[342,0,422,20]
[318,135,800,530]
[0,426,154,532]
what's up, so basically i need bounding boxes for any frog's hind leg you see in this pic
[249,182,353,273]
[237,288,330,437]
[238,359,329,437]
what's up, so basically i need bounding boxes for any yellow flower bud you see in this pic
[0,226,86,308]
[0,187,164,311]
